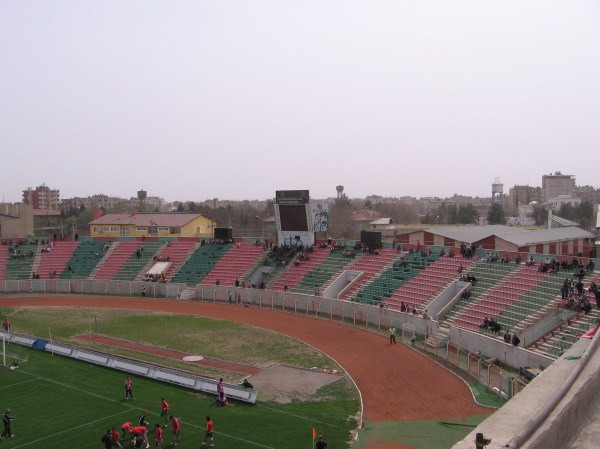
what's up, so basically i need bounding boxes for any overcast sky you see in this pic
[1,1,599,203]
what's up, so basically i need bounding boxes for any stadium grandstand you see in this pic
[0,213,599,449]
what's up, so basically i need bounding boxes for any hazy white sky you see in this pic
[1,1,599,203]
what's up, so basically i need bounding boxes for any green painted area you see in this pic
[468,382,507,408]
[353,416,490,449]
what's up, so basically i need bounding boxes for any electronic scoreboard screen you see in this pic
[278,205,309,231]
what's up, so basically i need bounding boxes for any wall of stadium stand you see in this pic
[0,278,553,373]
[0,331,257,404]
[452,333,600,449]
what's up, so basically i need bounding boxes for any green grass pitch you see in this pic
[0,345,357,449]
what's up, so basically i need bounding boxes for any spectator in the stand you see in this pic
[512,333,521,346]
[516,254,522,264]
[400,302,407,313]
[561,279,570,299]
[503,330,511,343]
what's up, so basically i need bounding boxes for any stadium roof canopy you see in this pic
[89,213,211,227]
[424,225,594,246]
[550,215,579,227]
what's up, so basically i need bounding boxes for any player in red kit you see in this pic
[160,398,170,427]
[202,416,214,447]
[154,423,163,448]
[170,416,181,446]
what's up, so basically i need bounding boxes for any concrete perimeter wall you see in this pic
[452,335,600,449]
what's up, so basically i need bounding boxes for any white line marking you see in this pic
[256,404,343,428]
[18,370,277,449]
[0,378,36,390]
[11,409,130,449]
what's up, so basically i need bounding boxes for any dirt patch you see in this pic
[249,365,342,403]
[75,334,262,375]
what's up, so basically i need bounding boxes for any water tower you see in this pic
[492,178,503,203]
[336,185,344,199]
[137,189,147,207]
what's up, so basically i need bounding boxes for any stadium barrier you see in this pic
[1,331,257,404]
[0,279,187,298]
[452,333,600,449]
[0,279,571,401]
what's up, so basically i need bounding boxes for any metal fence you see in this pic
[0,279,527,400]
[428,340,526,399]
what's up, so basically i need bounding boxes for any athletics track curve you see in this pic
[0,295,491,445]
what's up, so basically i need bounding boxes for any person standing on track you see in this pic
[389,326,397,344]
[160,398,170,427]
[202,416,214,447]
[124,376,135,400]
[170,416,181,446]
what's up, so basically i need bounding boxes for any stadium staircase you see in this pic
[529,271,600,358]
[267,247,332,292]
[446,264,563,334]
[0,246,8,280]
[4,243,38,280]
[36,241,80,279]
[352,250,438,306]
[292,247,362,295]
[386,255,474,311]
[441,260,522,324]
[339,249,400,301]
[200,241,265,286]
[171,243,229,285]
[93,241,140,280]
[144,240,197,280]
[111,241,162,281]
[60,239,105,279]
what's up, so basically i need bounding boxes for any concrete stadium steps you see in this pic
[494,270,567,333]
[151,240,198,279]
[36,241,81,279]
[4,243,37,280]
[353,251,438,306]
[442,261,521,323]
[448,265,547,331]
[532,272,600,358]
[292,248,361,295]
[111,241,163,281]
[338,249,400,301]
[200,242,265,286]
[94,241,140,280]
[0,246,8,280]
[384,255,474,311]
[59,240,105,279]
[267,247,333,292]
[170,243,229,285]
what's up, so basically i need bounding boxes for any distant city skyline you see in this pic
[1,1,599,203]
